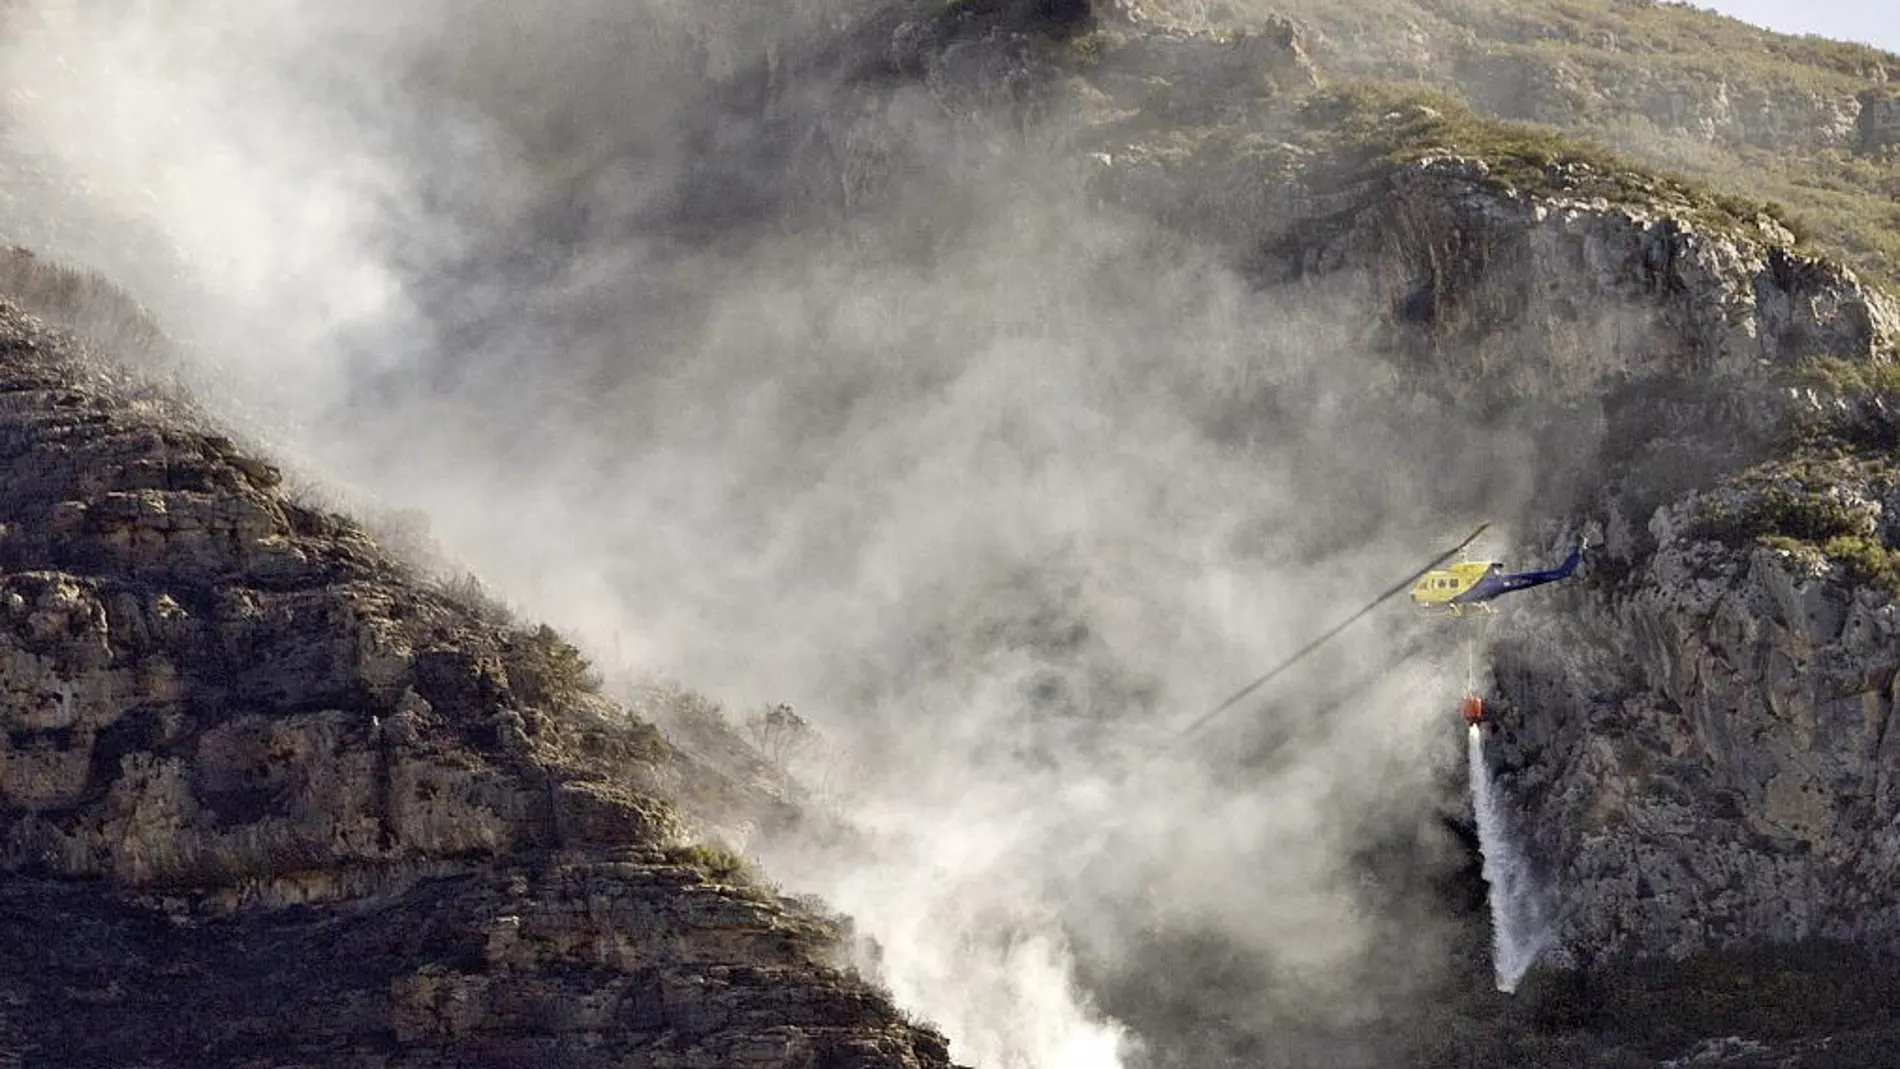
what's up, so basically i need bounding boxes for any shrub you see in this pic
[504,623,603,708]
[0,246,164,357]
[664,842,757,884]
[1752,484,1873,543]
[437,570,518,626]
[1788,355,1900,398]
[742,702,817,769]
[1069,28,1110,64]
[1821,534,1900,596]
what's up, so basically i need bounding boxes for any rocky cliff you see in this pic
[0,299,949,1067]
[1198,77,1900,981]
[1243,133,1900,1042]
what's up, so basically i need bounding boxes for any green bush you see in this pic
[1753,484,1873,543]
[1820,534,1900,595]
[504,623,603,708]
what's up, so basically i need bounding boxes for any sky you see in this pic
[1698,0,1900,52]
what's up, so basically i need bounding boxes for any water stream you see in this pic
[1468,723,1548,993]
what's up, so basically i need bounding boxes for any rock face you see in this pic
[1453,51,1873,152]
[1279,157,1899,387]
[0,305,950,1068]
[1210,0,1900,157]
[1495,536,1900,964]
[1485,462,1900,968]
[1857,87,1900,153]
[1251,154,1900,969]
[1250,159,1900,973]
[1096,0,1900,293]
[905,0,1900,1009]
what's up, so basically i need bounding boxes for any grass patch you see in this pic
[1786,354,1900,397]
[1284,81,1794,240]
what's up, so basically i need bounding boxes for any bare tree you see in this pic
[743,702,816,770]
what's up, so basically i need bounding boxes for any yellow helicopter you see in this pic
[1408,533,1585,617]
[1407,528,1586,724]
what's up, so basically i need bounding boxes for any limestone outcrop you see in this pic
[1289,156,1899,388]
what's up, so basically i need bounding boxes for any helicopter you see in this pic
[1407,537,1585,618]
[1407,531,1586,724]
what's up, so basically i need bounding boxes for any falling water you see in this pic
[1467,723,1547,993]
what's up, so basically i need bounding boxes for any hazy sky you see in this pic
[1698,0,1900,52]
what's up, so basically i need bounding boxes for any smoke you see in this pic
[0,1,1555,1064]
[1468,723,1551,993]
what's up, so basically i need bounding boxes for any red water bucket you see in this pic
[1461,694,1486,725]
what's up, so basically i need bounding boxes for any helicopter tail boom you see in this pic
[1472,539,1584,600]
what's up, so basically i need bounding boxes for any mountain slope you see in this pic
[0,299,948,1067]
[1108,0,1900,282]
